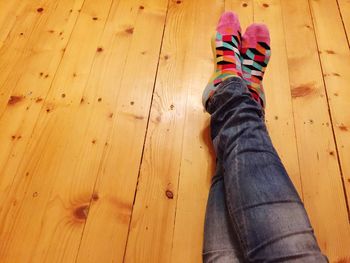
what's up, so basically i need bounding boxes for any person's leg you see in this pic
[206,77,328,262]
[203,162,244,263]
[203,11,328,262]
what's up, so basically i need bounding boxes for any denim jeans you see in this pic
[203,77,328,262]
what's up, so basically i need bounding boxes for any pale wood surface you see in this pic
[281,0,350,259]
[309,0,350,218]
[0,0,349,262]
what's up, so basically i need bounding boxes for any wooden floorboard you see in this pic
[76,0,168,262]
[0,0,113,261]
[124,0,203,261]
[169,1,220,262]
[309,0,350,216]
[0,0,349,262]
[0,0,86,261]
[281,0,350,259]
[0,0,28,48]
[338,0,350,47]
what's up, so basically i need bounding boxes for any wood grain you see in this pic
[170,1,221,262]
[124,0,196,261]
[309,0,350,216]
[0,0,28,47]
[338,0,350,45]
[76,0,168,262]
[0,0,66,109]
[281,0,350,260]
[0,0,113,261]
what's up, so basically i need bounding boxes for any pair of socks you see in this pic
[203,12,271,110]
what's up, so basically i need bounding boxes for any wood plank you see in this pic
[0,0,28,47]
[0,0,72,104]
[75,0,168,262]
[0,0,115,261]
[338,0,350,45]
[170,1,222,262]
[124,0,205,261]
[280,0,350,260]
[309,0,350,216]
[0,0,85,259]
[0,0,84,174]
[1,0,168,261]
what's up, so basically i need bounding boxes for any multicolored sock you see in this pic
[202,12,243,109]
[240,23,271,108]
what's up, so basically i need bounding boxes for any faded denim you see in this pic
[203,77,328,263]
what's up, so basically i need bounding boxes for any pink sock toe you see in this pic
[243,23,270,46]
[216,11,241,35]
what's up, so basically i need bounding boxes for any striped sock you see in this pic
[241,23,271,109]
[202,12,242,109]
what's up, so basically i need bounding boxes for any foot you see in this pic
[202,12,243,109]
[240,23,271,108]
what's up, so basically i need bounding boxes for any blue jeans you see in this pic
[203,77,328,262]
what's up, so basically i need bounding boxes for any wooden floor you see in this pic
[0,0,350,262]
